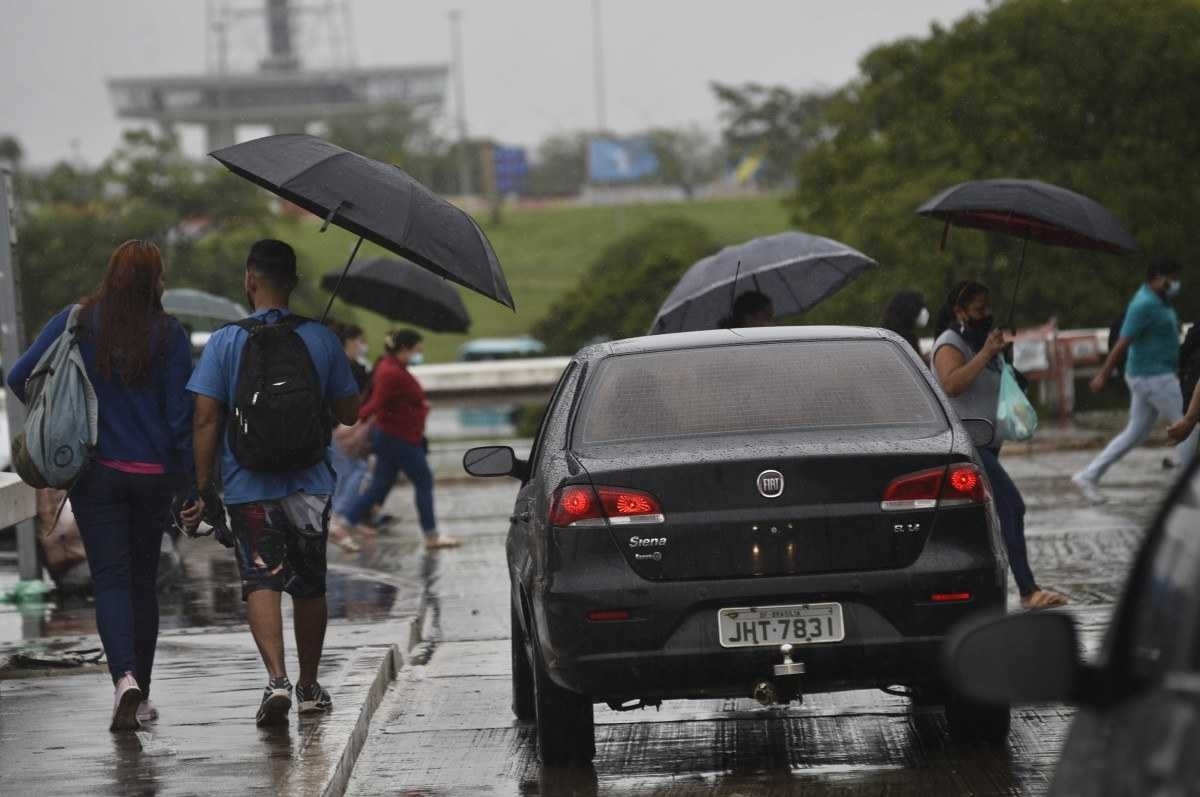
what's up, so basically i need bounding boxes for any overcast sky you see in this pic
[0,0,986,167]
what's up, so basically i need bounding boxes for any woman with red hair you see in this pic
[8,240,194,731]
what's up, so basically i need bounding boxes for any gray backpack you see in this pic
[12,305,99,489]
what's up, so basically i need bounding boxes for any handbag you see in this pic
[996,362,1038,442]
[333,418,374,458]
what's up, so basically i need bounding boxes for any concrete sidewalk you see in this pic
[0,617,410,797]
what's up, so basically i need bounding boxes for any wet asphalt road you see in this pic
[345,448,1171,796]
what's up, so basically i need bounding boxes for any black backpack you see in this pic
[228,314,330,472]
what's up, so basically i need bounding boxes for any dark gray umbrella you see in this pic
[917,179,1136,326]
[649,231,878,334]
[209,134,513,320]
[162,288,248,323]
[917,179,1136,254]
[320,257,470,333]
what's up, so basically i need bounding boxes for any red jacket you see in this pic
[358,355,428,444]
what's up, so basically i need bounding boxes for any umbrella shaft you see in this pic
[321,236,365,324]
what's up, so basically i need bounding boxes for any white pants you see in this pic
[1080,373,1199,483]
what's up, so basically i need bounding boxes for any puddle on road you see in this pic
[0,538,401,646]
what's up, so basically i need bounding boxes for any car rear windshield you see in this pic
[574,339,947,446]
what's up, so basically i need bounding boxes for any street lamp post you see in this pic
[592,0,607,132]
[449,10,473,197]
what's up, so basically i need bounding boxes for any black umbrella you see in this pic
[649,231,878,334]
[319,257,471,333]
[209,134,514,320]
[917,178,1136,325]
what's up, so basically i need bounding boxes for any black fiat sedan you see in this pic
[464,326,1008,764]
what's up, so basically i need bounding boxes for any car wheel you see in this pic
[511,600,535,721]
[529,633,595,765]
[945,696,1011,745]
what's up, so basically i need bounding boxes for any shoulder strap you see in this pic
[229,317,265,333]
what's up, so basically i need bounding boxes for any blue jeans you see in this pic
[977,447,1037,596]
[70,464,172,692]
[329,445,369,517]
[343,428,436,534]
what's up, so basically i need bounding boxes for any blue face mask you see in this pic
[408,352,424,366]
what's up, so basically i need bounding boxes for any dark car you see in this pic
[464,326,1008,764]
[946,455,1200,795]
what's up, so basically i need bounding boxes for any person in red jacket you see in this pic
[339,329,459,550]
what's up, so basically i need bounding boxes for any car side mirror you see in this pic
[463,446,527,479]
[944,612,1086,704]
[961,418,996,448]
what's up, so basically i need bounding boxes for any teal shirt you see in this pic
[1120,284,1180,377]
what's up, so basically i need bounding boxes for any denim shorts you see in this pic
[228,493,330,600]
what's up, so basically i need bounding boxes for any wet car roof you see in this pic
[577,325,896,361]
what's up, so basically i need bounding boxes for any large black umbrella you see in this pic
[320,257,471,333]
[917,179,1136,325]
[209,134,513,320]
[649,231,878,334]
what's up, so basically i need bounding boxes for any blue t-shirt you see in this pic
[1120,284,1180,378]
[186,307,358,505]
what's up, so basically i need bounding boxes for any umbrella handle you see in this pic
[320,236,365,324]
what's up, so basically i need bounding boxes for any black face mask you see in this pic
[958,315,995,350]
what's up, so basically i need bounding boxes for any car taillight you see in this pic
[550,485,664,527]
[881,464,988,511]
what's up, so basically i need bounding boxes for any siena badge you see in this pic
[757,470,784,499]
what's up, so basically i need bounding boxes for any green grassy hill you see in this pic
[278,195,792,363]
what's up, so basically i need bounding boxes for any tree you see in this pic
[648,126,723,198]
[13,129,277,336]
[712,82,830,188]
[787,0,1200,332]
[526,132,589,197]
[532,218,718,354]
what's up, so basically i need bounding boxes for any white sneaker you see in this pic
[1071,472,1106,504]
[136,700,159,723]
[110,673,143,732]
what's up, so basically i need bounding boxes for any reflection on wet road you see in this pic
[347,450,1169,796]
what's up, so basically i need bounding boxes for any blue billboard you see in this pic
[493,145,528,195]
[588,137,660,183]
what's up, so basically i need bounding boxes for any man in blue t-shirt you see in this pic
[1073,257,1195,503]
[183,240,359,726]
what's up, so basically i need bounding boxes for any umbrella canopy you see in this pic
[916,179,1136,254]
[209,134,514,311]
[320,257,471,333]
[162,288,248,323]
[649,231,878,334]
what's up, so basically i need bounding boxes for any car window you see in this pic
[574,339,946,448]
[528,361,579,478]
[1122,468,1200,681]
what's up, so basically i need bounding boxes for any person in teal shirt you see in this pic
[1073,258,1196,502]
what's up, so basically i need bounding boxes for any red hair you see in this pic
[80,239,166,384]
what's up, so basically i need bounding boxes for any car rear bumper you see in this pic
[533,566,1005,701]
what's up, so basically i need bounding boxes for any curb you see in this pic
[317,642,403,797]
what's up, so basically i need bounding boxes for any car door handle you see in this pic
[510,511,532,523]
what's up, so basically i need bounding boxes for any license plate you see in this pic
[717,602,845,648]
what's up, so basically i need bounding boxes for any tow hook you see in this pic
[773,644,805,677]
[753,644,806,706]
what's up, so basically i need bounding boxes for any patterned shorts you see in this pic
[228,493,330,600]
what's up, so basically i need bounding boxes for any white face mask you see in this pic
[356,342,369,360]
[408,352,424,366]
[1167,279,1182,298]
[916,307,930,328]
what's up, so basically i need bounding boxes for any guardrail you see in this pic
[411,326,1138,421]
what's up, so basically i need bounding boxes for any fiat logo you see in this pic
[757,470,784,499]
